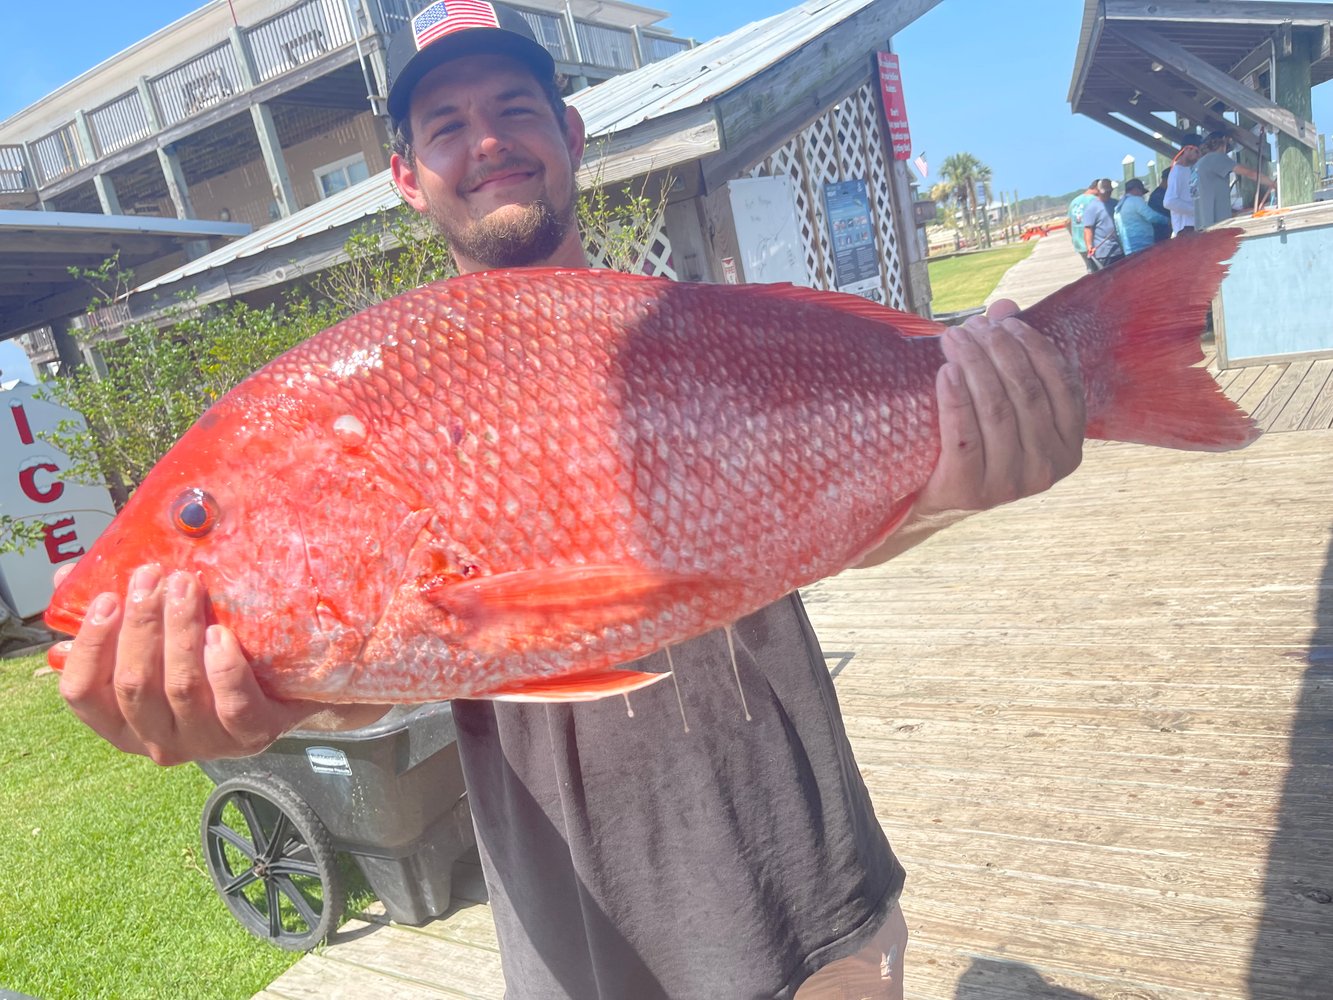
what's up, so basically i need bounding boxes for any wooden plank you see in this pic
[1298,362,1333,428]
[1268,358,1333,430]
[1100,63,1259,152]
[1110,23,1319,148]
[1249,358,1311,426]
[1077,106,1181,158]
[259,951,480,999]
[1104,0,1333,28]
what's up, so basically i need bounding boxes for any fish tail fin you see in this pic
[1019,228,1260,452]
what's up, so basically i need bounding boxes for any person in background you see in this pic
[1099,177,1118,215]
[1147,168,1173,243]
[52,4,1088,999]
[1194,130,1273,230]
[1082,178,1123,271]
[1067,180,1100,272]
[1163,144,1199,235]
[1114,178,1170,256]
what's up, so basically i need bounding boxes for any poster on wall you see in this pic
[725,175,811,286]
[877,51,911,160]
[822,178,883,302]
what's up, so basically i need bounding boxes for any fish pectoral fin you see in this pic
[425,564,725,644]
[483,667,674,703]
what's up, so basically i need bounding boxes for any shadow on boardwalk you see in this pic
[1248,533,1333,997]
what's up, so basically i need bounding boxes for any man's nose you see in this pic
[475,125,511,159]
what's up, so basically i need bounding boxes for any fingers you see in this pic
[58,591,139,755]
[921,316,1085,516]
[56,563,308,766]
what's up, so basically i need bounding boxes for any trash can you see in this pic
[197,701,473,951]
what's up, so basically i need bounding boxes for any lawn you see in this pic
[927,241,1037,314]
[0,652,301,1000]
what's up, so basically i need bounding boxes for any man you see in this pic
[1067,180,1100,272]
[1114,177,1170,256]
[54,4,1086,997]
[1162,144,1200,235]
[1194,130,1273,230]
[1147,168,1172,243]
[1081,179,1122,271]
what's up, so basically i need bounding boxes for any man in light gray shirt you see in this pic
[1194,131,1273,229]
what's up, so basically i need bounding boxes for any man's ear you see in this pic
[391,151,429,214]
[564,105,587,172]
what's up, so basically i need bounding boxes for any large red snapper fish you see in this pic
[46,229,1257,703]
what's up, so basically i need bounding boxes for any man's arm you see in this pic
[1234,162,1273,191]
[857,300,1086,567]
[56,567,389,766]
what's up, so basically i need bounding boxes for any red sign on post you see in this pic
[877,51,911,160]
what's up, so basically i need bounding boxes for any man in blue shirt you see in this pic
[1115,178,1170,256]
[1067,180,1099,272]
[1081,179,1122,271]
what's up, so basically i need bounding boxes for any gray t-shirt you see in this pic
[1194,151,1236,230]
[452,593,904,999]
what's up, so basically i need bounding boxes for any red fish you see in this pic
[44,228,1257,702]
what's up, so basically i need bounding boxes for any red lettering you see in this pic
[19,462,64,503]
[10,401,35,445]
[43,518,84,564]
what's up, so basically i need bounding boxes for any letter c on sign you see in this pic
[19,462,64,504]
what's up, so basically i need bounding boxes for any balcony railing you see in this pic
[88,90,154,158]
[248,0,355,84]
[0,145,32,193]
[17,0,691,191]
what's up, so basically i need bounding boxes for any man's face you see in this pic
[391,53,585,269]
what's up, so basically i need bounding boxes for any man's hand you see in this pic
[858,299,1086,566]
[55,564,385,766]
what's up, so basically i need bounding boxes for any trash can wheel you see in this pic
[201,774,345,951]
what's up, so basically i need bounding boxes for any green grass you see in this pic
[0,652,301,1000]
[927,241,1037,314]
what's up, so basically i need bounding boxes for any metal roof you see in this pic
[1069,0,1333,157]
[0,210,250,340]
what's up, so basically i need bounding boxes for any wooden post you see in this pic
[1274,32,1318,207]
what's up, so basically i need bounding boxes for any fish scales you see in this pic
[45,232,1259,702]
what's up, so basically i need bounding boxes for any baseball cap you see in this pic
[387,1,557,122]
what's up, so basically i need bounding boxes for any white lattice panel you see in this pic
[744,80,907,307]
[583,213,676,278]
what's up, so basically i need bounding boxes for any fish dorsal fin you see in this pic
[425,565,733,652]
[483,667,673,703]
[734,283,947,338]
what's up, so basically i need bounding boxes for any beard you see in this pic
[424,169,578,269]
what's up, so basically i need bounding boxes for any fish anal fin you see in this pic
[848,493,919,565]
[484,668,673,703]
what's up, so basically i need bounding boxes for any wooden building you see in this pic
[1068,0,1333,206]
[94,0,940,353]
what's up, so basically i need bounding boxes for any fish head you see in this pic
[45,378,421,689]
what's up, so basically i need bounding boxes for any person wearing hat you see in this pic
[1194,130,1273,230]
[52,3,1088,996]
[1162,143,1200,235]
[1114,178,1170,257]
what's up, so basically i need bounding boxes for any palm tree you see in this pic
[938,152,993,247]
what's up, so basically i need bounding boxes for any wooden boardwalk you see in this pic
[257,240,1333,999]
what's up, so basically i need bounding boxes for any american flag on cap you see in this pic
[413,0,500,51]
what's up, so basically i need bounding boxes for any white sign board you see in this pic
[0,385,117,618]
[726,175,811,286]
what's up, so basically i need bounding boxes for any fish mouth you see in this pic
[44,602,86,639]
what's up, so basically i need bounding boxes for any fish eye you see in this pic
[171,488,219,538]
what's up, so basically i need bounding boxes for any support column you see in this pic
[230,26,298,218]
[47,317,84,376]
[136,77,196,220]
[1274,32,1317,207]
[73,111,123,215]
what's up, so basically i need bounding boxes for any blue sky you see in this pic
[4,0,1331,198]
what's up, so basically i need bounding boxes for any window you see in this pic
[314,154,370,198]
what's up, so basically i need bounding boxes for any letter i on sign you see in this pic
[11,400,35,445]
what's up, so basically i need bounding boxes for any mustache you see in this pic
[461,157,543,193]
